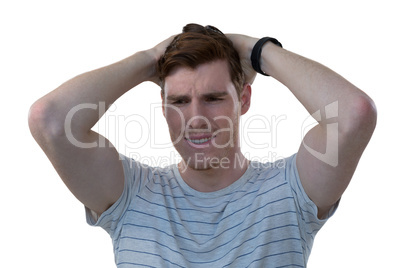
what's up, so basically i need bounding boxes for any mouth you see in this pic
[184,134,217,147]
[186,136,213,144]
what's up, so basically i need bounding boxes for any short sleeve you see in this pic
[285,154,339,235]
[85,154,141,237]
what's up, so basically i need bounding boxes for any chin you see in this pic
[180,157,218,171]
[172,134,236,170]
[176,147,231,171]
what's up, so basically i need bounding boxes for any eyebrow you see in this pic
[166,91,229,101]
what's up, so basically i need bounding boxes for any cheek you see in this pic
[165,109,185,133]
[215,106,239,125]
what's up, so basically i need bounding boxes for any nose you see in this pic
[187,101,210,130]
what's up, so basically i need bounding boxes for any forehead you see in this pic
[164,60,235,97]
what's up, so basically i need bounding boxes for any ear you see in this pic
[240,83,252,115]
[161,89,166,117]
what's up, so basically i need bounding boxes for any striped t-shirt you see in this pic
[86,153,337,267]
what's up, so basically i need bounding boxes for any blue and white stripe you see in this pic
[86,154,335,267]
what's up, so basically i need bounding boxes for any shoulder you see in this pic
[119,154,173,180]
[237,155,297,199]
[247,154,296,181]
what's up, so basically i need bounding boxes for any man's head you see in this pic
[157,24,251,171]
[157,23,245,99]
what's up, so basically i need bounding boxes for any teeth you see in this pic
[187,137,212,144]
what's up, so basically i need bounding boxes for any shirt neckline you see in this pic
[171,161,256,199]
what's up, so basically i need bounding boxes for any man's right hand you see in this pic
[147,35,176,85]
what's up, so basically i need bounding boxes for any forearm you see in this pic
[260,42,375,130]
[31,49,157,139]
[229,33,376,215]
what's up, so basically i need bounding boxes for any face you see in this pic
[162,60,250,170]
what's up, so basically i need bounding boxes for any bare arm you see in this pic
[28,37,173,215]
[229,35,377,218]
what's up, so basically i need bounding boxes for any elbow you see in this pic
[354,95,377,131]
[28,100,45,140]
[28,99,65,143]
[344,94,377,138]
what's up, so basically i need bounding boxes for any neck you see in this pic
[178,152,249,192]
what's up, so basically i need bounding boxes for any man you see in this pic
[29,24,376,267]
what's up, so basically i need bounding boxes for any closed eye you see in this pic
[173,99,186,104]
[172,100,189,106]
[204,92,228,102]
[205,97,223,102]
[167,95,191,105]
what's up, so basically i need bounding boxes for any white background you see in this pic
[1,0,401,267]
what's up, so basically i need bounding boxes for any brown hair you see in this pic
[157,23,244,98]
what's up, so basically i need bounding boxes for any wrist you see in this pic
[137,49,160,83]
[259,42,282,78]
[251,37,282,76]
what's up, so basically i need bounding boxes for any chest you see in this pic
[115,179,303,267]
